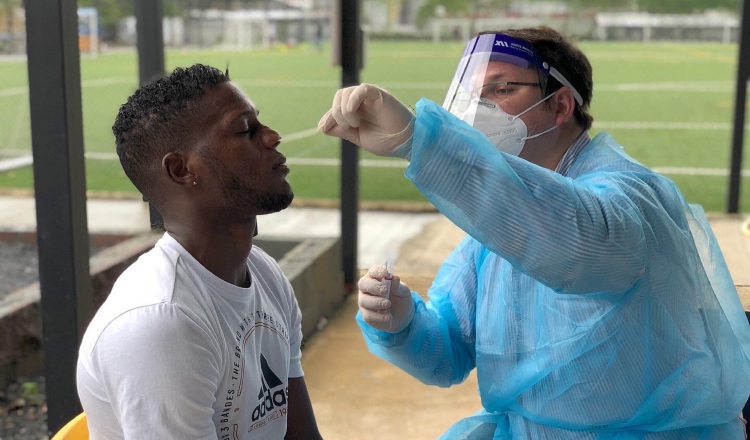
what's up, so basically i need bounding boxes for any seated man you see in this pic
[77,64,322,440]
[319,27,750,438]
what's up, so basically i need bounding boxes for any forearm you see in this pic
[357,292,475,387]
[285,377,322,440]
[406,99,646,294]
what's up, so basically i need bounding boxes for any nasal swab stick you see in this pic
[384,260,393,300]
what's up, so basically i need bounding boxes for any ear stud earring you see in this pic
[193,181,197,186]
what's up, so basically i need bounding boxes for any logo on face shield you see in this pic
[495,40,509,48]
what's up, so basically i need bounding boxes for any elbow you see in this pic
[410,344,475,388]
[554,249,646,295]
[417,361,472,388]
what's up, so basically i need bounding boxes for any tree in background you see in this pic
[37,0,744,44]
[634,0,738,13]
[565,0,738,13]
[1,0,22,52]
[472,0,514,16]
[416,0,741,29]
[416,0,470,27]
[76,0,184,43]
[76,0,130,42]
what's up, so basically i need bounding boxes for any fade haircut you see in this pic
[481,27,594,130]
[113,64,230,202]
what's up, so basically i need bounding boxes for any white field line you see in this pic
[83,116,750,175]
[595,81,735,92]
[281,128,318,142]
[228,79,448,90]
[287,158,407,168]
[0,155,32,172]
[4,153,747,177]
[594,121,745,130]
[8,92,28,146]
[0,77,137,97]
[0,80,740,97]
[652,167,750,177]
[0,87,29,97]
[81,152,406,168]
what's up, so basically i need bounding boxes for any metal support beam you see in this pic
[135,0,166,229]
[340,0,361,290]
[729,0,749,213]
[24,0,91,433]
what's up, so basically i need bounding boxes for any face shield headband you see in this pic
[442,33,583,123]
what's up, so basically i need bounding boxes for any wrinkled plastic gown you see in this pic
[357,99,750,439]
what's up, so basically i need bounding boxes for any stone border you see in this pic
[256,236,346,339]
[738,285,750,311]
[0,233,160,389]
[0,232,345,389]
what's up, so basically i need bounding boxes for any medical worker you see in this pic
[318,27,750,438]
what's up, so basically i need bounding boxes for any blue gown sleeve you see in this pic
[356,236,484,387]
[405,99,648,295]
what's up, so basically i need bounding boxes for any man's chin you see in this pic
[259,192,294,214]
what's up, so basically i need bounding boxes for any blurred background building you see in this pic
[0,0,742,56]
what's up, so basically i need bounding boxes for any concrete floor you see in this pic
[302,293,481,440]
[300,213,478,439]
[301,215,479,439]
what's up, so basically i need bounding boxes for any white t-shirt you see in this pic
[77,232,304,440]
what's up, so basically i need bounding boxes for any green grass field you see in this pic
[0,40,748,212]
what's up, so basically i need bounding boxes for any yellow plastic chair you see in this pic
[51,412,88,440]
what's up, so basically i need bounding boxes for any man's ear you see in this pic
[162,151,198,187]
[553,87,577,126]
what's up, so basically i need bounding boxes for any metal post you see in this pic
[340,0,360,290]
[135,0,166,229]
[24,0,91,433]
[729,0,749,213]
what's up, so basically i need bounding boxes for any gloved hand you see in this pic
[317,83,415,158]
[358,264,415,333]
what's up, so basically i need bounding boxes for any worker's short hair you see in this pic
[481,27,594,130]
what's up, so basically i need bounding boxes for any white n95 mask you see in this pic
[468,95,558,156]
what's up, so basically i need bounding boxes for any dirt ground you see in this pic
[0,375,48,440]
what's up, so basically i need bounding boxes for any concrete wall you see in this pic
[0,233,161,388]
[257,236,346,339]
[0,232,345,388]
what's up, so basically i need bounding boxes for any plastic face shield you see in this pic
[442,33,583,126]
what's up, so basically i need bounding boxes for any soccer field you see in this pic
[0,40,748,212]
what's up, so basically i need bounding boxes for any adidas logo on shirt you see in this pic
[251,353,288,421]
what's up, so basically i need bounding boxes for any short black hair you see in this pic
[113,64,230,201]
[481,27,594,130]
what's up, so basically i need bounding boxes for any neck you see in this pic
[165,216,257,287]
[522,123,584,171]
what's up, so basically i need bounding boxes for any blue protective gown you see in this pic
[357,99,750,439]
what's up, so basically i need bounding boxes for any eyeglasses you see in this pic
[478,81,541,102]
[448,81,541,114]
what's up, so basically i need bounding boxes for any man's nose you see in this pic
[262,129,281,149]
